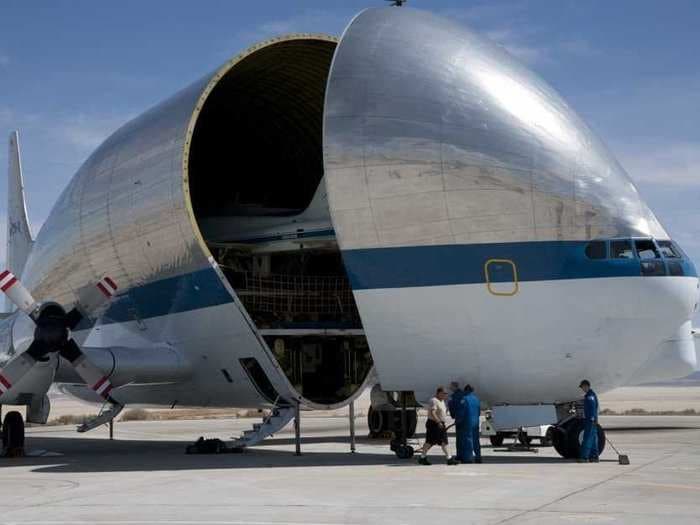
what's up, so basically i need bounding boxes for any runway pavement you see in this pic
[1,415,700,524]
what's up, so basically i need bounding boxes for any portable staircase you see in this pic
[186,404,296,454]
[230,406,295,449]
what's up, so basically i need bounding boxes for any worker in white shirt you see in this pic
[417,386,458,465]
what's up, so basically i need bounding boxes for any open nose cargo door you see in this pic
[323,7,461,394]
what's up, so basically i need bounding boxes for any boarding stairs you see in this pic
[230,406,295,449]
[77,401,124,433]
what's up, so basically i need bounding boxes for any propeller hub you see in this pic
[33,302,69,349]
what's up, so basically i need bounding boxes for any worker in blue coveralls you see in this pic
[578,379,600,463]
[463,384,482,463]
[447,382,467,462]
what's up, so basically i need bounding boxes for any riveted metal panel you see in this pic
[19,33,347,410]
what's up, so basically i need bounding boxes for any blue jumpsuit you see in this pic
[464,392,482,463]
[448,390,467,461]
[580,389,599,460]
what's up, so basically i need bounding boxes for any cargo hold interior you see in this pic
[187,38,373,406]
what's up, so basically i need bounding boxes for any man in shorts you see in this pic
[418,386,458,465]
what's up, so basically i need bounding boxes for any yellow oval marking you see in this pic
[484,258,519,296]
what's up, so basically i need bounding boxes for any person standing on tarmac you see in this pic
[418,386,459,465]
[578,379,600,463]
[462,384,482,464]
[447,382,467,462]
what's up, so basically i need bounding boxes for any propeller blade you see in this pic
[65,307,84,331]
[0,340,49,396]
[0,270,39,318]
[60,338,119,403]
[72,276,118,324]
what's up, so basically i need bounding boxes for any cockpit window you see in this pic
[641,260,666,276]
[611,240,635,259]
[657,240,682,258]
[667,261,685,276]
[635,240,660,260]
[584,241,607,260]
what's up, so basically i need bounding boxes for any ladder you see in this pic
[230,405,295,449]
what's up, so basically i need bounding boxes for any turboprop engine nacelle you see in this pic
[0,314,55,408]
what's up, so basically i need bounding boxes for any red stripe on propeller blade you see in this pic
[1,277,17,292]
[0,270,10,281]
[0,374,11,390]
[96,282,111,298]
[103,277,117,291]
[93,376,108,391]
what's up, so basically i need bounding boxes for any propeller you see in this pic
[0,270,121,405]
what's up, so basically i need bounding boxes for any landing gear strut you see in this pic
[1,411,25,457]
[551,417,606,459]
[389,392,416,459]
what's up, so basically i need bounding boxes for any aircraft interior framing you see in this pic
[188,37,373,406]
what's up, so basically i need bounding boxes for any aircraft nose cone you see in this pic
[324,7,669,252]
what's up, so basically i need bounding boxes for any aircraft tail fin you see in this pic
[6,131,34,290]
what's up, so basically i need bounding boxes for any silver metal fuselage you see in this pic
[2,7,697,410]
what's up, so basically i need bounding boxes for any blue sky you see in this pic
[0,0,699,283]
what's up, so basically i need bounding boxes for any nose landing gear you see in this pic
[551,417,606,459]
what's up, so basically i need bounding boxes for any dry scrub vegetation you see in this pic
[599,408,699,416]
[46,407,265,426]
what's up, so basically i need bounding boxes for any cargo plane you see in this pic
[1,6,697,459]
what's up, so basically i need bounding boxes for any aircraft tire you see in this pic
[2,411,25,456]
[489,434,505,447]
[551,424,571,458]
[564,418,586,458]
[368,408,417,438]
[554,419,607,459]
[403,410,418,438]
[367,407,384,437]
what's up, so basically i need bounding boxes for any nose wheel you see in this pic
[552,418,606,459]
[1,411,25,457]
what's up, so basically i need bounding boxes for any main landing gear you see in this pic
[368,406,418,439]
[367,386,418,443]
[371,391,418,459]
[551,416,606,459]
[1,410,25,457]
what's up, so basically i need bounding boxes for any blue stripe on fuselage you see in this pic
[341,241,697,290]
[80,240,696,326]
[91,267,233,327]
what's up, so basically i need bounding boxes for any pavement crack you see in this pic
[494,448,683,524]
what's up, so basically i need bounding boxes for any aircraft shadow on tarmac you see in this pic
[16,422,697,474]
[12,435,582,474]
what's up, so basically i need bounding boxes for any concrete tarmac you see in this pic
[1,415,700,524]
